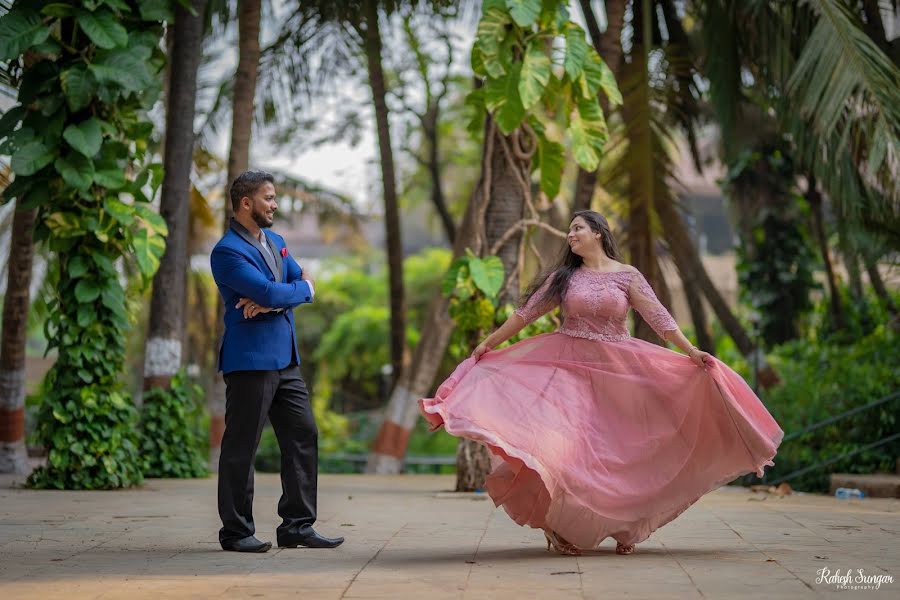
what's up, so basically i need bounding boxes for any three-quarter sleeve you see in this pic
[628,270,678,339]
[514,273,560,325]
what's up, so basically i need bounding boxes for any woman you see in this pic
[420,211,783,556]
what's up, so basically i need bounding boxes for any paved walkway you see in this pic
[1,474,897,599]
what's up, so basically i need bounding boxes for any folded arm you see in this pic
[211,246,313,309]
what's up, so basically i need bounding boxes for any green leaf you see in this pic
[94,165,126,189]
[540,0,569,30]
[11,139,54,176]
[597,58,622,106]
[132,228,165,278]
[576,98,608,149]
[442,258,466,297]
[89,47,154,92]
[63,118,103,157]
[68,256,89,278]
[138,0,173,21]
[485,65,526,134]
[469,256,505,299]
[42,4,78,18]
[0,8,50,61]
[44,211,85,237]
[60,66,96,112]
[78,9,128,49]
[134,203,168,236]
[54,153,95,191]
[74,279,101,303]
[476,7,510,63]
[77,304,94,328]
[103,197,134,224]
[579,47,604,100]
[471,46,488,78]
[92,252,116,275]
[0,106,25,139]
[102,0,132,11]
[538,136,565,199]
[564,23,588,80]
[519,41,551,110]
[569,99,607,171]
[506,0,541,28]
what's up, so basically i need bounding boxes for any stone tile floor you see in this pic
[1,474,897,599]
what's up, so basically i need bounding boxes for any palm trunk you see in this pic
[0,202,37,474]
[425,106,455,244]
[144,0,206,392]
[680,265,715,354]
[367,149,489,474]
[572,0,626,212]
[806,176,845,330]
[656,194,780,388]
[623,0,661,344]
[364,0,406,387]
[864,259,897,316]
[836,220,864,302]
[210,0,262,471]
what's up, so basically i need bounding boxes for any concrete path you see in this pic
[1,474,897,599]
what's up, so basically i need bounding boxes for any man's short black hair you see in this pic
[230,170,275,211]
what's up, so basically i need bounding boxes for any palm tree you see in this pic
[0,200,36,474]
[572,0,627,213]
[144,0,208,391]
[210,0,262,471]
[267,0,457,388]
[361,0,407,386]
[0,53,37,474]
[696,0,900,255]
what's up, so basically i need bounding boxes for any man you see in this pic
[210,170,343,553]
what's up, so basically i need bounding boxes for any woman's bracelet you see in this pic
[687,346,699,356]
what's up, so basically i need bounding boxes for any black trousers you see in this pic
[218,365,318,544]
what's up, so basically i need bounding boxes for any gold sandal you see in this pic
[544,530,582,556]
[615,541,635,555]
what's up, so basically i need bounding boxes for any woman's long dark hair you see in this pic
[518,211,621,311]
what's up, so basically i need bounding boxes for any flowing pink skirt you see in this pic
[419,332,783,548]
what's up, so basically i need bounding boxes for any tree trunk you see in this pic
[572,0,627,212]
[680,264,715,354]
[367,156,489,474]
[455,125,528,492]
[623,0,661,344]
[210,0,262,472]
[837,221,865,302]
[425,107,455,244]
[144,0,207,391]
[864,258,897,316]
[656,194,780,388]
[806,176,845,330]
[0,202,37,474]
[364,0,406,387]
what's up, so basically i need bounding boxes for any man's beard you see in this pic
[252,207,274,228]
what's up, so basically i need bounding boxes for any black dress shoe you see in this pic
[278,528,344,549]
[221,535,272,553]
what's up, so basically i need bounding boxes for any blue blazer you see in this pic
[210,220,313,374]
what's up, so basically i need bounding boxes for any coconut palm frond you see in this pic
[787,0,900,213]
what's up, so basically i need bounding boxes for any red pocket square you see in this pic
[281,247,288,257]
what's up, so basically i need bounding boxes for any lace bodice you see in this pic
[514,268,678,342]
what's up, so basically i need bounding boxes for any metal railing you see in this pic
[755,390,899,485]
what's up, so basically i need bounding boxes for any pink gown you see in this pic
[419,268,784,548]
